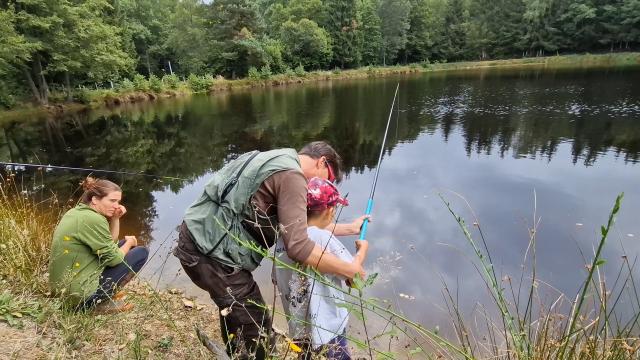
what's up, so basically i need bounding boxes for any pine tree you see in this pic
[357,0,383,65]
[323,0,360,68]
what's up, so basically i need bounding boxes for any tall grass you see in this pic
[0,173,64,292]
[441,192,639,359]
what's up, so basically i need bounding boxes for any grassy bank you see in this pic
[2,52,639,122]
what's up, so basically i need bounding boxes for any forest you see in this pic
[1,0,639,107]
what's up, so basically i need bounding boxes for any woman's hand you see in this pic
[124,235,138,247]
[113,205,127,219]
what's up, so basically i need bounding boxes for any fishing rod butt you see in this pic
[359,199,374,240]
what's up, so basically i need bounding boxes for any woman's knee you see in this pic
[124,246,149,272]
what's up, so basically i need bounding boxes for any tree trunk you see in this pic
[146,51,152,76]
[65,72,72,102]
[35,55,49,105]
[22,66,42,104]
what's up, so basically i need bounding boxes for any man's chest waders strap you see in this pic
[205,151,261,257]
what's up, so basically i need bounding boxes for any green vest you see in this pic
[184,148,302,271]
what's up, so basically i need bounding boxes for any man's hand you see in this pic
[113,205,127,219]
[124,235,138,247]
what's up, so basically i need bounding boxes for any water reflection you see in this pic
[1,67,639,334]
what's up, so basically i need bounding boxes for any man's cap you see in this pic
[307,177,349,211]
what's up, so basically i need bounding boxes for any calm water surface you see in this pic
[2,66,640,340]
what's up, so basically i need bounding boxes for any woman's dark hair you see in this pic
[298,141,343,183]
[80,177,121,204]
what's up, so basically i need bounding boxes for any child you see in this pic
[274,177,368,360]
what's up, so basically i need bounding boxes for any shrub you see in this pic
[294,64,306,77]
[133,74,149,92]
[118,78,135,93]
[149,74,163,93]
[283,67,296,77]
[259,65,272,79]
[0,87,16,109]
[187,74,213,93]
[162,74,179,90]
[247,67,261,81]
[72,88,92,104]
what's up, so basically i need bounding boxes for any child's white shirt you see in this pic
[274,225,354,348]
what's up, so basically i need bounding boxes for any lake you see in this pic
[2,66,639,348]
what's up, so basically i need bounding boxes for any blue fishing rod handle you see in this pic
[359,199,374,240]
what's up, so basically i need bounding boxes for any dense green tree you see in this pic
[112,0,175,76]
[7,0,132,105]
[52,0,134,98]
[238,31,286,72]
[0,8,31,75]
[165,0,210,75]
[621,0,640,45]
[280,19,333,69]
[519,0,564,55]
[357,0,383,65]
[263,0,326,35]
[206,0,262,77]
[323,0,360,67]
[405,0,447,62]
[378,0,411,65]
[441,0,468,60]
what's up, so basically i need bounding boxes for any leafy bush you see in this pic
[283,67,296,76]
[259,65,272,79]
[118,78,135,92]
[73,88,92,104]
[247,67,261,81]
[294,64,306,77]
[0,86,16,109]
[187,74,213,93]
[47,91,67,103]
[132,74,149,92]
[162,74,179,90]
[149,74,163,93]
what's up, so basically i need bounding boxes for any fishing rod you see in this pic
[0,161,186,181]
[359,83,399,241]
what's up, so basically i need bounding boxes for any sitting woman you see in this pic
[48,177,149,313]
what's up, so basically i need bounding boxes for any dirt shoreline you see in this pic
[0,281,222,359]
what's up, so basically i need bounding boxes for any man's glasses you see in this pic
[325,160,336,183]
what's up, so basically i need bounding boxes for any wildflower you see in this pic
[63,236,71,241]
[74,262,80,268]
[64,249,69,254]
[220,307,232,317]
[288,341,302,353]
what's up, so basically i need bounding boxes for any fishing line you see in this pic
[359,83,400,240]
[0,161,186,181]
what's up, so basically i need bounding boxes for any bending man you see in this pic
[174,141,365,359]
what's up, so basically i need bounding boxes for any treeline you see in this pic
[1,0,639,108]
